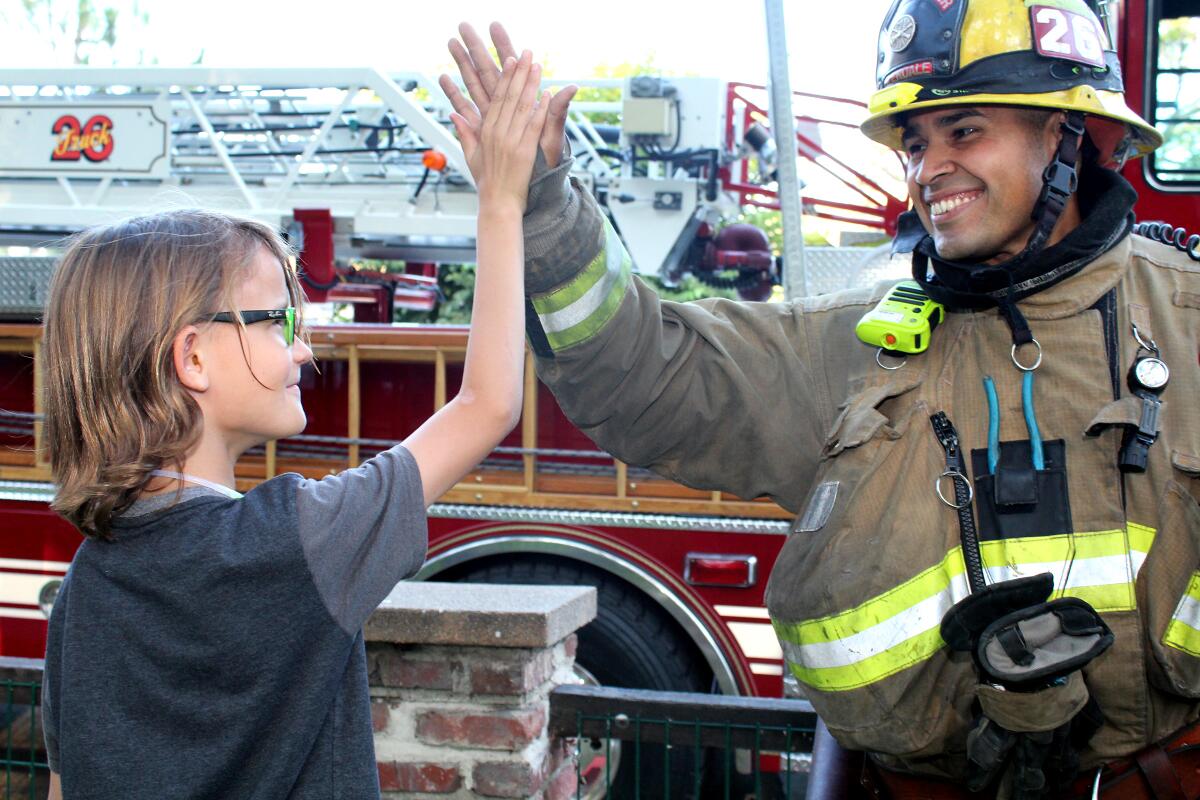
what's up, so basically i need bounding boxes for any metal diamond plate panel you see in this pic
[804,246,910,296]
[0,257,58,319]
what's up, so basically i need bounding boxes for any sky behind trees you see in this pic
[1,1,888,103]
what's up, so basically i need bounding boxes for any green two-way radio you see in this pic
[855,281,945,355]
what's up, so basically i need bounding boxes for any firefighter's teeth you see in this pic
[931,193,976,216]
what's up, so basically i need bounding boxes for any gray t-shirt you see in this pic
[42,446,426,799]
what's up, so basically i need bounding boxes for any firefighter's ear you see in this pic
[1046,110,1078,155]
[172,325,210,393]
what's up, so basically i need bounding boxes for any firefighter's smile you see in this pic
[927,190,983,224]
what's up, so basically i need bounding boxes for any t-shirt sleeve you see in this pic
[295,444,427,633]
[42,578,65,775]
[42,666,59,773]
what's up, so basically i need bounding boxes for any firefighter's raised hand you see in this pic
[447,50,549,213]
[440,22,576,169]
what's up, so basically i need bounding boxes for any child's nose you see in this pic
[293,338,314,365]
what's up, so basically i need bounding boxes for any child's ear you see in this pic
[173,326,210,392]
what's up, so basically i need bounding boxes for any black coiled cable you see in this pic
[1132,220,1200,262]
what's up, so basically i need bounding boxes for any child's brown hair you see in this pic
[43,209,300,540]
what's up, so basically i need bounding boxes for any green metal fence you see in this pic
[1,663,818,800]
[0,660,47,800]
[549,684,817,799]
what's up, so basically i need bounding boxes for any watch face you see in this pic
[1134,357,1170,390]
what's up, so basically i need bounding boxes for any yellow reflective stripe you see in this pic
[542,266,629,351]
[979,529,1144,613]
[531,245,609,316]
[1066,582,1136,613]
[980,528,1128,562]
[1165,573,1200,657]
[784,627,947,692]
[530,222,632,351]
[1128,522,1156,556]
[776,524,1156,692]
[776,548,964,646]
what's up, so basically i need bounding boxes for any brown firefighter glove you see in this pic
[940,573,1114,799]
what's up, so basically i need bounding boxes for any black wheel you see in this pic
[449,557,711,799]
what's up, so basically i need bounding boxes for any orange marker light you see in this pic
[885,333,898,345]
[422,150,448,171]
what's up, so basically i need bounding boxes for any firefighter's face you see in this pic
[203,247,313,451]
[902,106,1068,263]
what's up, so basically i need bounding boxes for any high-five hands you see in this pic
[443,49,550,214]
[439,22,577,170]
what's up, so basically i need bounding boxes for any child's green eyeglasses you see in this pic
[210,307,296,346]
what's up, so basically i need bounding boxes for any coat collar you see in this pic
[1014,232,1130,320]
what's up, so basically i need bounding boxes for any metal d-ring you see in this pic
[876,347,907,370]
[1011,338,1043,371]
[936,470,974,509]
[1131,322,1159,355]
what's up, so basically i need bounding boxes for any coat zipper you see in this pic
[931,411,987,593]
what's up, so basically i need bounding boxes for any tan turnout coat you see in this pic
[525,176,1200,777]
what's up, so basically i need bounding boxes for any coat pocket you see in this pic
[822,371,925,458]
[1145,461,1200,697]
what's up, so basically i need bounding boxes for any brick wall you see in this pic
[364,583,597,800]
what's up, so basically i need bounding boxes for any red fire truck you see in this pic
[0,0,1196,750]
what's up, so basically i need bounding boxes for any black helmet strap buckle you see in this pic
[1028,110,1087,255]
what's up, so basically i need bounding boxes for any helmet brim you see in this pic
[861,85,1163,163]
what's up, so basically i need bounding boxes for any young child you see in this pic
[40,52,551,799]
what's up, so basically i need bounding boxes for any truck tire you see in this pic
[450,557,711,798]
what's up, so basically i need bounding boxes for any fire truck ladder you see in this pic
[0,68,479,259]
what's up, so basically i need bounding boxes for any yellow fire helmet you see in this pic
[861,0,1163,166]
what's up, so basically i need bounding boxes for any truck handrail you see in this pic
[0,323,789,519]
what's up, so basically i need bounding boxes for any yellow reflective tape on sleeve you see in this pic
[530,222,631,351]
[774,524,1155,692]
[1165,573,1200,657]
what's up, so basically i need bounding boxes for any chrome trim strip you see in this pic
[0,486,792,537]
[417,534,742,694]
[0,481,56,503]
[429,503,791,535]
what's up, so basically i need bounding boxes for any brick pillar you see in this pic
[364,583,596,799]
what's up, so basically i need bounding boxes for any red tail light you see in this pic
[684,553,757,588]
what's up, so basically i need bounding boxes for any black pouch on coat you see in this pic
[941,573,1054,652]
[975,597,1114,690]
[971,440,1072,540]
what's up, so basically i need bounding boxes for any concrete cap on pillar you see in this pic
[365,582,598,648]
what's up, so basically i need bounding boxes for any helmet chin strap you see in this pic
[988,110,1086,352]
[1024,110,1087,258]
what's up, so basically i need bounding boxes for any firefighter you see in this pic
[443,1,1200,796]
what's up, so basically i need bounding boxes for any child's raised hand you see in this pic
[442,50,549,213]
